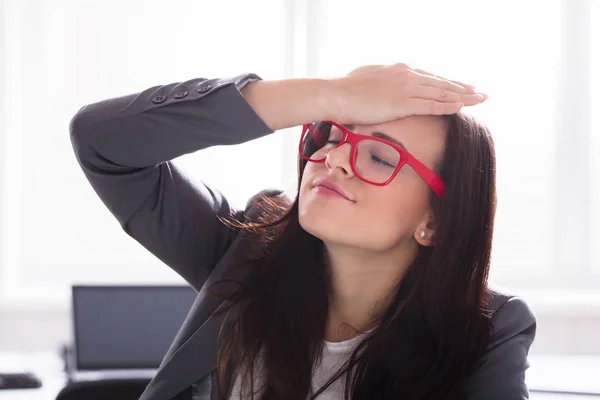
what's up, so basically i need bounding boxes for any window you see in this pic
[1,0,598,304]
[0,0,288,301]
[592,0,600,276]
[313,0,579,290]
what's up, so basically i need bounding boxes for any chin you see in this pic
[298,196,346,243]
[298,197,403,253]
[299,213,327,242]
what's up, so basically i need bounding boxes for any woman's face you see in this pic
[298,115,447,252]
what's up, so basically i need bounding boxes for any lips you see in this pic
[312,178,355,201]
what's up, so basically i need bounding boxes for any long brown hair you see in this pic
[210,112,497,399]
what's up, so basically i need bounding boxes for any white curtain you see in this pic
[0,0,598,302]
[312,0,599,291]
[591,0,600,279]
[0,0,291,299]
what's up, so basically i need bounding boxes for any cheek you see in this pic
[353,184,431,248]
[360,191,413,242]
[298,163,324,224]
[297,166,431,250]
[299,162,319,197]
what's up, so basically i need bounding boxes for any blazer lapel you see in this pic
[139,231,260,400]
[139,300,230,400]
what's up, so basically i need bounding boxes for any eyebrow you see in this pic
[371,131,407,151]
[344,124,408,151]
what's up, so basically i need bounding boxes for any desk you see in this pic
[0,352,599,399]
[0,352,65,400]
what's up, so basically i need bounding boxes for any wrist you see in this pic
[314,78,342,123]
[241,78,338,130]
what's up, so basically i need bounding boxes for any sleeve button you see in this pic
[197,84,212,93]
[151,94,167,104]
[174,90,189,99]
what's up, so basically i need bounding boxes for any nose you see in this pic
[325,143,355,178]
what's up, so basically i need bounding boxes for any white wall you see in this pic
[1,0,600,359]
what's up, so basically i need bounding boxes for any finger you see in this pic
[410,85,464,103]
[410,85,487,105]
[404,99,464,116]
[413,70,478,94]
[413,68,477,92]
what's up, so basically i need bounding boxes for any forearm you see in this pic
[240,78,335,131]
[70,74,273,170]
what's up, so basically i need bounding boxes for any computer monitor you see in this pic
[71,285,196,371]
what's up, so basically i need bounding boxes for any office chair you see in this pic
[55,378,151,400]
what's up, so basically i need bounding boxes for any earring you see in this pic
[419,231,427,239]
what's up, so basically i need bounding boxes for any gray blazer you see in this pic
[69,73,537,400]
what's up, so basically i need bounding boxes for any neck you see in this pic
[323,240,418,343]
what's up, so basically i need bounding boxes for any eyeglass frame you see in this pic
[298,121,446,197]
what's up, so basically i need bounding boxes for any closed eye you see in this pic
[371,154,396,168]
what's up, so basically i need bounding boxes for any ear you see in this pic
[413,215,436,247]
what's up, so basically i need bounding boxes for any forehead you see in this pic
[351,116,447,167]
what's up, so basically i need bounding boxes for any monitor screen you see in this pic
[72,285,196,370]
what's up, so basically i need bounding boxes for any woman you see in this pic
[70,63,536,399]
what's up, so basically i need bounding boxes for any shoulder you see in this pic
[243,188,293,221]
[485,285,537,348]
[245,188,293,206]
[461,286,537,399]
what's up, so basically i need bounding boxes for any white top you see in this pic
[229,331,370,399]
[310,333,368,399]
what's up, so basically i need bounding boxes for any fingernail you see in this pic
[471,94,486,101]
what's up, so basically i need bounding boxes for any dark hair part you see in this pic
[210,112,497,399]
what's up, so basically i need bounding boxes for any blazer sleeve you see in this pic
[69,73,274,291]
[462,297,537,400]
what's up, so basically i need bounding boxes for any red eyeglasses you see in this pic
[298,121,445,197]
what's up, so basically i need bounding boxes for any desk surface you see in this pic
[0,352,64,400]
[0,352,598,399]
